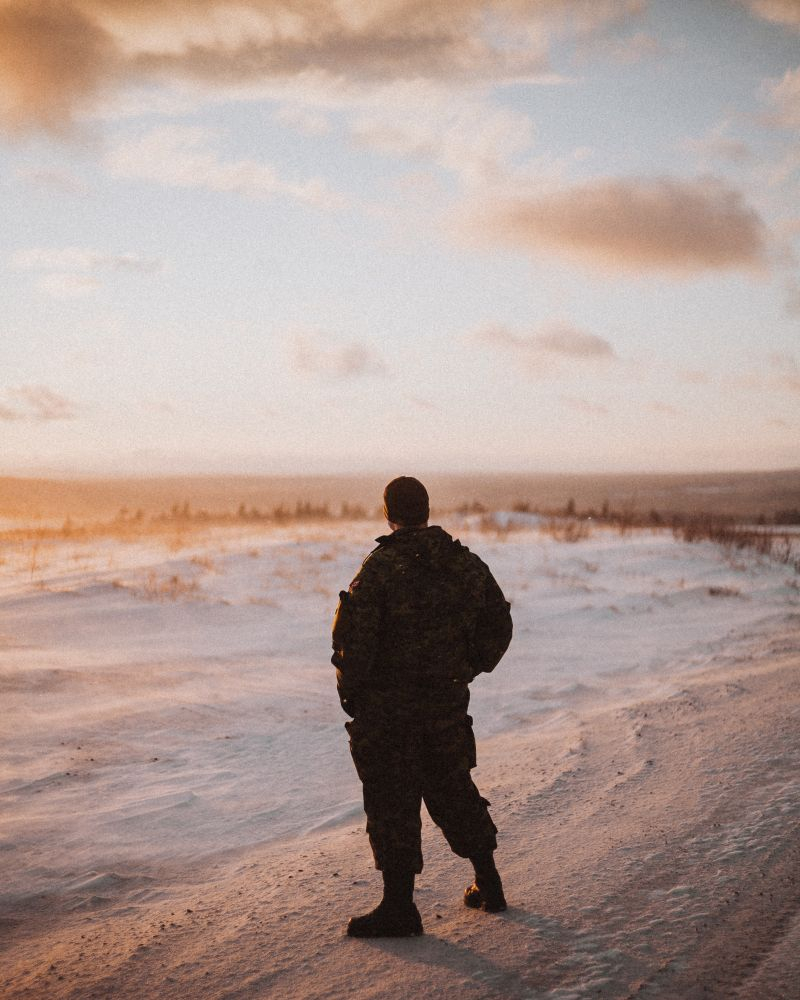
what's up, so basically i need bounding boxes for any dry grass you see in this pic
[674,517,800,572]
[139,571,201,601]
[189,554,216,572]
[539,518,592,543]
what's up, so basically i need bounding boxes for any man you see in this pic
[332,476,513,937]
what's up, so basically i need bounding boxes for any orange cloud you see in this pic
[764,66,800,130]
[2,385,78,420]
[0,0,643,133]
[106,125,346,209]
[290,331,385,379]
[560,395,609,416]
[681,122,752,165]
[769,352,800,395]
[14,245,163,272]
[475,321,616,376]
[465,176,768,276]
[646,401,680,416]
[739,0,800,30]
[0,1,119,133]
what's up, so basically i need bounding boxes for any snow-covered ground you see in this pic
[1,517,798,999]
[2,518,796,900]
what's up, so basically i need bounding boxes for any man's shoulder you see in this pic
[356,525,496,579]
[348,539,395,590]
[450,538,494,575]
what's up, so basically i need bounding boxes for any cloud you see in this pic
[739,0,800,31]
[681,122,752,165]
[676,368,711,385]
[13,245,163,273]
[18,166,89,193]
[290,331,385,379]
[12,244,164,298]
[0,401,20,421]
[36,273,102,299]
[463,175,769,276]
[1,384,78,420]
[406,394,440,412]
[351,86,536,187]
[763,66,800,130]
[0,0,120,134]
[106,125,346,210]
[475,321,616,376]
[646,401,680,416]
[768,352,800,394]
[0,0,644,134]
[560,395,609,416]
[274,103,331,136]
[727,353,800,396]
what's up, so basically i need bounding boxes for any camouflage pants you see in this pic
[346,711,498,874]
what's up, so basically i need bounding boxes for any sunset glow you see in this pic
[1,0,798,475]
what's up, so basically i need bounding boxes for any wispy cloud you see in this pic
[12,244,164,298]
[739,0,800,31]
[13,245,163,273]
[36,273,101,299]
[17,166,89,193]
[560,395,609,416]
[463,175,768,276]
[274,103,331,137]
[726,352,800,396]
[351,87,536,187]
[1,385,78,421]
[681,121,752,165]
[290,331,385,379]
[676,368,711,386]
[763,66,800,130]
[646,401,681,416]
[0,1,645,135]
[768,352,800,394]
[406,394,440,412]
[474,321,617,376]
[106,125,346,210]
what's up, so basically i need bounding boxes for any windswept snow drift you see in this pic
[1,518,795,900]
[1,518,798,999]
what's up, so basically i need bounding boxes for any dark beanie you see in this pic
[383,476,430,526]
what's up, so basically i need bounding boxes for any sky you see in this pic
[0,0,798,477]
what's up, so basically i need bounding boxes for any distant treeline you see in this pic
[146,499,372,524]
[2,470,798,523]
[46,495,800,532]
[506,498,800,528]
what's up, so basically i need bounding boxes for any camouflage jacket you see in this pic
[331,525,512,718]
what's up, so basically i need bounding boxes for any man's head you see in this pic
[383,476,429,529]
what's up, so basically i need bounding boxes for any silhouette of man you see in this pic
[332,476,512,937]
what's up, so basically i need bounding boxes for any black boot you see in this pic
[464,850,507,913]
[347,869,423,938]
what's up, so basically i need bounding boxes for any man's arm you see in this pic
[469,567,512,678]
[331,556,384,717]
